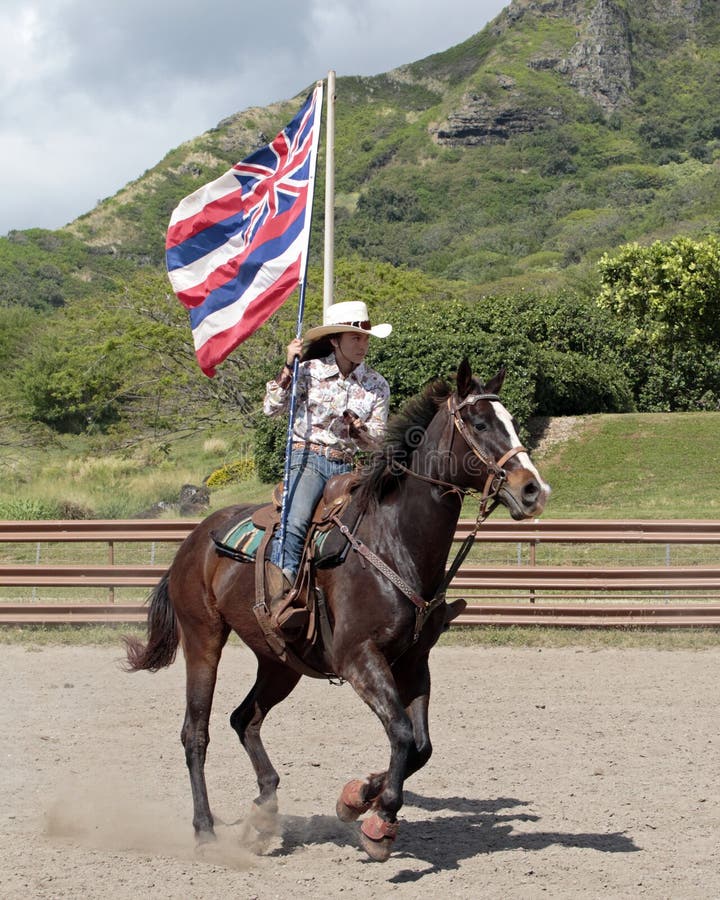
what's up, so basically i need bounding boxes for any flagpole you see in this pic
[276,80,326,569]
[323,70,336,315]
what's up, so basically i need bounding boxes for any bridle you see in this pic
[447,392,528,518]
[393,391,528,522]
[334,388,531,644]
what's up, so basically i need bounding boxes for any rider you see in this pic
[263,300,392,588]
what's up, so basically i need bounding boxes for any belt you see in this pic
[292,441,354,463]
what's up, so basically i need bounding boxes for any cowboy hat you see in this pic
[304,301,392,342]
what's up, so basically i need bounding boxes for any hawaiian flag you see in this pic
[165,85,323,376]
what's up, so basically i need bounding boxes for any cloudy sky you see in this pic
[0,0,508,236]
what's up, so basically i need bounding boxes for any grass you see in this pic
[2,623,720,651]
[2,410,720,646]
[527,412,720,519]
[0,624,146,646]
[0,426,267,520]
[4,411,719,521]
[439,625,720,650]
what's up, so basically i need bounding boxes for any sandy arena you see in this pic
[2,641,719,898]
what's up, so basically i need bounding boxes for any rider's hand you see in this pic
[285,338,303,368]
[343,409,368,439]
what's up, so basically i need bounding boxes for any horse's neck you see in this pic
[392,463,463,583]
[405,481,460,538]
[404,413,464,565]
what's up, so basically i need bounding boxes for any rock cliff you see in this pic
[434,0,704,145]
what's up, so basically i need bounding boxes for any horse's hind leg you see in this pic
[229,657,301,811]
[180,621,229,842]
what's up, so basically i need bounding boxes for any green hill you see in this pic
[41,0,720,288]
[1,0,719,456]
[2,412,718,521]
[530,411,720,519]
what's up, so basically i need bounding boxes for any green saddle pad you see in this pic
[212,515,265,563]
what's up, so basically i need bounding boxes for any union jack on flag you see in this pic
[165,85,323,376]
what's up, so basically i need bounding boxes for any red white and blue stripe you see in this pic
[166,85,323,376]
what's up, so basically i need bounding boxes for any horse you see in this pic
[124,359,549,862]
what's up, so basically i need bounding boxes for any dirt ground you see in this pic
[2,641,719,899]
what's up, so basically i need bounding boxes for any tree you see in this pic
[597,236,720,347]
[597,237,720,410]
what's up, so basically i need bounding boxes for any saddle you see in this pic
[212,472,363,673]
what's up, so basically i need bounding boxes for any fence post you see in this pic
[108,540,115,604]
[33,542,41,602]
[529,538,537,604]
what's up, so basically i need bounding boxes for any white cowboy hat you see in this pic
[304,300,392,342]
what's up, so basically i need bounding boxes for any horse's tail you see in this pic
[123,571,180,672]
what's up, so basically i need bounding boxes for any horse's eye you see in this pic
[473,421,487,432]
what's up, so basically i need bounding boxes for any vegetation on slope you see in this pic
[0,0,719,477]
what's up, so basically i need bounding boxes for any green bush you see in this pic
[535,349,635,415]
[253,416,288,484]
[0,498,61,520]
[629,343,720,412]
[205,457,256,488]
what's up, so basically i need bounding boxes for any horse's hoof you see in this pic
[336,797,361,822]
[253,795,279,815]
[249,798,279,836]
[195,828,216,846]
[360,813,398,862]
[336,779,372,822]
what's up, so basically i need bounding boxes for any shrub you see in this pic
[0,498,61,520]
[254,416,288,484]
[205,457,256,488]
[535,350,635,415]
[629,343,720,411]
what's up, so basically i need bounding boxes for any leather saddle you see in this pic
[214,472,362,654]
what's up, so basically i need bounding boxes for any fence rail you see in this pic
[1,518,720,627]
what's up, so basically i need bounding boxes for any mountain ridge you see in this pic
[33,0,710,295]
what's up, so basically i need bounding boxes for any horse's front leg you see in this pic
[402,653,435,770]
[337,655,433,820]
[337,646,413,861]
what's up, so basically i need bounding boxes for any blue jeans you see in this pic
[270,448,352,578]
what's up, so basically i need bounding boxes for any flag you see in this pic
[165,85,323,376]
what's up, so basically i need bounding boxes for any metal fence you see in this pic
[1,518,719,627]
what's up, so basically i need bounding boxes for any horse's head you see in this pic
[445,358,550,520]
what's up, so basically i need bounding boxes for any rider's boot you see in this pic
[265,560,291,602]
[265,561,308,637]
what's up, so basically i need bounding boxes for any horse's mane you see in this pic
[355,377,453,512]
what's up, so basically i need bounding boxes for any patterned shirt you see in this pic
[263,354,390,451]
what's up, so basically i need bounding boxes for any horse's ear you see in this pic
[456,358,474,398]
[484,367,506,395]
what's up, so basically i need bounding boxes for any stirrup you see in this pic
[274,604,310,634]
[267,568,309,636]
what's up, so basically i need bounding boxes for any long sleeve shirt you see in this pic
[263,354,390,452]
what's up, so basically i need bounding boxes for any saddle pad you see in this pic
[213,514,265,562]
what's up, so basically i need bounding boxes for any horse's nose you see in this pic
[522,477,550,512]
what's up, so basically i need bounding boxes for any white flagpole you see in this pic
[323,70,336,315]
[276,81,325,568]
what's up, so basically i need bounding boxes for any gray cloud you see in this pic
[0,0,506,234]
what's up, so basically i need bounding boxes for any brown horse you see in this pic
[125,359,549,861]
